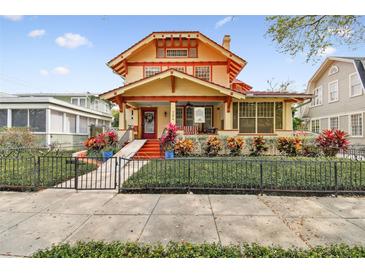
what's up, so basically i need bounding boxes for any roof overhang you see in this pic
[100,69,245,101]
[246,91,313,102]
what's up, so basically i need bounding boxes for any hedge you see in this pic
[33,241,365,258]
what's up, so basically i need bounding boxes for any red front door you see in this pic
[141,108,157,139]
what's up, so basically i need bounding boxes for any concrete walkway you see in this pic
[0,190,364,257]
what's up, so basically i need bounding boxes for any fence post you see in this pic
[37,156,41,187]
[74,158,79,190]
[188,158,191,186]
[334,161,338,197]
[118,157,121,193]
[259,161,263,195]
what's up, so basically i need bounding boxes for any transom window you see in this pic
[311,86,323,107]
[194,66,210,81]
[329,117,339,129]
[350,73,363,97]
[144,66,161,78]
[166,49,188,57]
[328,81,339,102]
[311,119,320,133]
[328,65,339,76]
[350,113,363,137]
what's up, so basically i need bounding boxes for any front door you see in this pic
[142,108,157,139]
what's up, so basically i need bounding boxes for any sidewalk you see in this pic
[0,190,364,257]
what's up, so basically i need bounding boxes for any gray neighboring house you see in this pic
[0,92,113,147]
[299,57,365,145]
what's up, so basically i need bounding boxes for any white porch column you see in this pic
[119,103,126,130]
[7,109,11,127]
[170,101,176,124]
[224,101,233,130]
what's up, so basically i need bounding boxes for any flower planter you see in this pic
[165,150,174,159]
[102,151,113,161]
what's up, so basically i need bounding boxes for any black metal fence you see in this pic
[0,156,118,191]
[120,157,365,195]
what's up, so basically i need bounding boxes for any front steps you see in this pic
[133,139,163,159]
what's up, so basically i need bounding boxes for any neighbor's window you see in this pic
[328,81,339,102]
[176,107,184,127]
[0,109,7,127]
[350,113,363,137]
[257,102,274,133]
[350,73,362,97]
[88,118,96,126]
[329,117,339,129]
[166,49,188,57]
[311,119,320,133]
[275,102,283,129]
[239,102,256,133]
[50,110,64,132]
[311,86,323,106]
[65,113,76,133]
[194,66,210,81]
[71,97,87,107]
[328,65,339,76]
[29,109,46,132]
[145,66,161,78]
[79,116,88,133]
[11,109,28,128]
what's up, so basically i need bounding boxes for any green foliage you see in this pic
[111,108,119,128]
[249,136,268,156]
[266,16,365,63]
[33,241,365,258]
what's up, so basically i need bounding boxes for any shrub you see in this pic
[249,136,268,156]
[277,136,303,156]
[161,122,177,151]
[174,139,195,156]
[84,130,118,153]
[33,241,365,258]
[226,136,244,156]
[315,129,350,157]
[0,128,36,156]
[203,136,222,156]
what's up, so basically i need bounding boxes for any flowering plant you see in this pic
[84,130,118,151]
[315,129,350,157]
[249,136,268,156]
[203,136,222,157]
[277,136,303,156]
[174,139,195,156]
[226,137,244,156]
[161,122,177,151]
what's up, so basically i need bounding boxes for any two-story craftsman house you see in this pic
[100,31,310,140]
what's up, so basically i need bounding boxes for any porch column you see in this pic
[224,101,233,130]
[284,102,293,130]
[119,102,126,130]
[170,101,176,124]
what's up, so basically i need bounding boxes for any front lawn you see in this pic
[32,241,365,258]
[122,157,365,193]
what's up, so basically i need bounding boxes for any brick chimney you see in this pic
[222,35,231,50]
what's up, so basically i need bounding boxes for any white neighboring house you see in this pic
[0,92,113,147]
[299,57,365,145]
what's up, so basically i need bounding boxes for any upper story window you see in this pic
[71,97,86,107]
[168,66,185,72]
[145,66,161,77]
[194,66,210,81]
[310,86,323,107]
[156,38,198,58]
[349,72,363,97]
[328,80,339,103]
[328,65,339,76]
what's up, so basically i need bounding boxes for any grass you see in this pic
[122,156,365,192]
[0,150,97,190]
[32,241,365,258]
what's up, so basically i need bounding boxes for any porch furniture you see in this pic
[177,126,199,135]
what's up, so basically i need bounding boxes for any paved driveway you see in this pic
[0,190,365,257]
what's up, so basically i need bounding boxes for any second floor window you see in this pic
[328,81,339,103]
[71,97,86,107]
[145,66,161,78]
[350,73,362,97]
[194,66,210,81]
[311,86,322,107]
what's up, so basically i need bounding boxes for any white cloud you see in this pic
[215,16,235,29]
[52,66,70,75]
[319,46,337,56]
[2,15,24,21]
[55,33,92,49]
[28,29,46,38]
[40,69,49,76]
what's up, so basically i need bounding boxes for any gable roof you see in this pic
[100,68,246,101]
[307,56,365,93]
[107,31,247,82]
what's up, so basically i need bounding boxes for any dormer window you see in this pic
[156,38,198,58]
[145,66,161,77]
[166,49,188,57]
[194,66,210,81]
[328,65,339,76]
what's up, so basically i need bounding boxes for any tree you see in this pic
[111,108,119,128]
[266,78,295,92]
[265,16,365,63]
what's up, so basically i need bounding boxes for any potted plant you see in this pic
[161,122,177,159]
[101,145,114,161]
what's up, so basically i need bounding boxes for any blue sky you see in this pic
[0,15,364,94]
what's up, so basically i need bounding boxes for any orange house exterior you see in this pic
[100,31,311,139]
